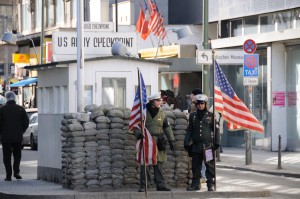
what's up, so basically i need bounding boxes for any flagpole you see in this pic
[212,50,217,191]
[137,68,148,196]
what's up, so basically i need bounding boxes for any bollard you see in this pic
[245,131,252,165]
[216,148,221,162]
[277,135,282,169]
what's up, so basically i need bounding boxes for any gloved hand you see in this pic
[169,141,175,151]
[214,144,220,150]
[136,133,144,140]
[184,145,190,151]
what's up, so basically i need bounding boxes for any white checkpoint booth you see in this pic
[25,56,170,182]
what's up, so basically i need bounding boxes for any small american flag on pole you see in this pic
[214,61,264,133]
[129,70,157,165]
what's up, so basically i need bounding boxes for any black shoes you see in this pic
[4,177,12,181]
[156,186,171,191]
[14,174,22,179]
[138,187,145,192]
[187,185,200,191]
[207,186,215,191]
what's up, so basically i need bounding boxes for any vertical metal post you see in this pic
[245,130,252,165]
[115,0,118,32]
[277,135,282,169]
[40,0,45,64]
[77,0,84,112]
[202,0,210,96]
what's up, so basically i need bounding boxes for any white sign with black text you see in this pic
[83,22,114,32]
[197,50,244,65]
[52,31,138,56]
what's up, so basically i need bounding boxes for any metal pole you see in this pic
[202,0,210,96]
[23,35,39,64]
[277,135,282,169]
[137,68,148,196]
[212,51,217,191]
[245,130,252,165]
[115,0,118,32]
[77,0,84,112]
[4,16,9,91]
[40,0,45,64]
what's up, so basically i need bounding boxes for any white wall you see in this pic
[271,42,287,151]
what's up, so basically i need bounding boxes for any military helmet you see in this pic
[194,94,208,103]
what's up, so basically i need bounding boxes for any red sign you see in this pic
[243,39,256,54]
[272,91,285,107]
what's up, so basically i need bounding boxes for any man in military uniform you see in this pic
[135,93,175,192]
[184,94,220,191]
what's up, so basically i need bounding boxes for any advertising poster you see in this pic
[272,91,285,107]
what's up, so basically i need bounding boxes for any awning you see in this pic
[9,77,38,87]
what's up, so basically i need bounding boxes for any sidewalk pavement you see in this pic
[1,147,299,199]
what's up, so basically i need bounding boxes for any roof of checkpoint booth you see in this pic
[23,56,172,71]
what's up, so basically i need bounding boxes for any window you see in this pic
[260,14,275,33]
[295,9,300,28]
[276,10,294,31]
[84,85,93,106]
[35,0,41,28]
[230,19,242,37]
[102,78,126,107]
[22,0,30,32]
[244,16,258,35]
[56,0,64,24]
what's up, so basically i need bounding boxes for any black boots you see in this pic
[14,174,22,179]
[187,185,200,191]
[156,186,171,191]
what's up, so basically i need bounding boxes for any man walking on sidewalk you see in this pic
[0,91,29,181]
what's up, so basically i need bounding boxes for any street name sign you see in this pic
[196,50,244,65]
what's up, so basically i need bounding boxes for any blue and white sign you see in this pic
[243,54,259,85]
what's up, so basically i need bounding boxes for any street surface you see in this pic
[0,146,299,198]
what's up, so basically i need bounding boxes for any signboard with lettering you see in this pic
[84,22,114,32]
[12,54,30,64]
[243,54,259,86]
[196,50,244,65]
[272,91,285,107]
[53,31,137,56]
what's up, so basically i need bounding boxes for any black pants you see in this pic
[191,152,214,188]
[2,142,22,178]
[139,162,166,189]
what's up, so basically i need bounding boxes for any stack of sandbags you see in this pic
[107,109,125,188]
[83,120,99,191]
[93,108,112,190]
[61,113,86,190]
[172,109,190,187]
[121,107,139,188]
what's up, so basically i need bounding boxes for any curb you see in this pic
[0,190,271,199]
[217,165,300,179]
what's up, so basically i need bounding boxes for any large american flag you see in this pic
[214,61,264,133]
[129,71,157,165]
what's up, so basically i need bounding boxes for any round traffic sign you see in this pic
[243,39,256,54]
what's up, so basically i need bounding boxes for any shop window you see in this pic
[102,78,126,107]
[230,19,242,37]
[260,14,275,33]
[244,16,258,35]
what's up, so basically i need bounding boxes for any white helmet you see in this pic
[148,93,161,101]
[195,94,208,103]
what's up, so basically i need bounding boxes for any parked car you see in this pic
[22,111,38,150]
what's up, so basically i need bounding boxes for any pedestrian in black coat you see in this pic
[0,91,29,181]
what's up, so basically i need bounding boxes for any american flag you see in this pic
[129,71,157,165]
[148,0,166,40]
[227,122,242,131]
[214,61,264,133]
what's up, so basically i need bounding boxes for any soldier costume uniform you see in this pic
[135,93,175,192]
[184,94,220,191]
